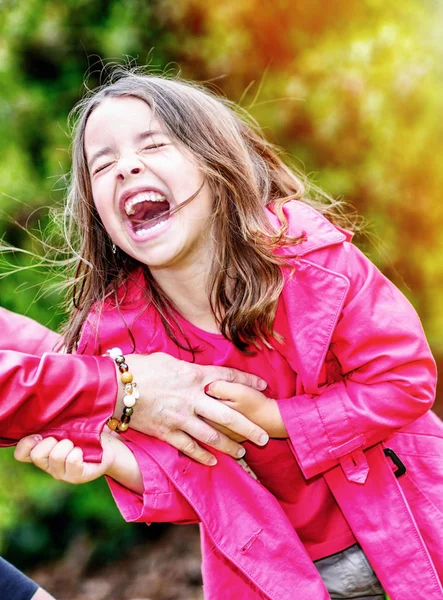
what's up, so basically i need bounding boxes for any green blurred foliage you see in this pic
[0,0,442,568]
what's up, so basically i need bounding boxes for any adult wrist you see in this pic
[105,348,140,433]
[112,361,125,419]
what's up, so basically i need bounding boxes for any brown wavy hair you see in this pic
[62,69,350,354]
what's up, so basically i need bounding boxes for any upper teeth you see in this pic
[124,192,167,216]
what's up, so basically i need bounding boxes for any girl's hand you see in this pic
[14,432,116,484]
[204,382,288,439]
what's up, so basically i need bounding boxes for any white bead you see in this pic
[124,383,140,399]
[123,395,136,408]
[108,347,123,360]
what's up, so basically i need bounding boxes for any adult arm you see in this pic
[4,307,269,465]
[0,308,116,460]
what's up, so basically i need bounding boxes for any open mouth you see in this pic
[124,191,170,236]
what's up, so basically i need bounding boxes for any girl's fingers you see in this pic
[65,446,83,466]
[14,435,43,463]
[47,439,75,479]
[201,364,267,391]
[29,437,59,472]
[64,447,85,482]
[16,437,89,483]
[197,394,269,446]
[205,381,262,403]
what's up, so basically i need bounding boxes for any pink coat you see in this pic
[80,202,443,599]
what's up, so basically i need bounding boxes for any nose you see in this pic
[116,154,145,180]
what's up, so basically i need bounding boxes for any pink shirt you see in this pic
[171,308,356,561]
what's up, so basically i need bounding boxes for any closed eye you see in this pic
[93,161,114,175]
[141,143,166,151]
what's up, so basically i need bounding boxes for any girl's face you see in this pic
[84,96,214,272]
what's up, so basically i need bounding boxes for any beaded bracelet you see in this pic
[105,347,140,433]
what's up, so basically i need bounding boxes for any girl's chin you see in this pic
[124,241,179,269]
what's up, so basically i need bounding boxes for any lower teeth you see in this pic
[134,219,167,236]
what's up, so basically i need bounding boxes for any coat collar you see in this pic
[266,200,352,257]
[278,258,350,394]
[267,202,352,393]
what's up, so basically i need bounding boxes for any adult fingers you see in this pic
[197,398,269,446]
[164,430,218,466]
[14,435,43,463]
[202,365,267,391]
[182,415,246,458]
[29,437,59,472]
[47,439,75,480]
[201,418,247,443]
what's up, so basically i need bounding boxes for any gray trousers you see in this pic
[314,544,385,599]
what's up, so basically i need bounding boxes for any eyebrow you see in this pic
[87,146,113,170]
[138,129,163,141]
[87,130,165,170]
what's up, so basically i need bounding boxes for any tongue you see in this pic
[130,200,170,232]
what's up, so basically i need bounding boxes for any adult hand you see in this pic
[119,353,269,466]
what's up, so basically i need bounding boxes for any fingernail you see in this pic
[259,433,269,445]
[258,379,267,390]
[33,435,43,442]
[204,384,216,399]
[236,447,246,458]
[208,457,217,466]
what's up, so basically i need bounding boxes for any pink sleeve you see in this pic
[106,432,198,525]
[278,243,436,481]
[0,308,116,461]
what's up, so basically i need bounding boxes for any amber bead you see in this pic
[107,418,120,431]
[117,421,130,432]
[121,414,131,424]
[121,371,133,384]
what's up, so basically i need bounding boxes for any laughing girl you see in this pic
[17,71,443,600]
